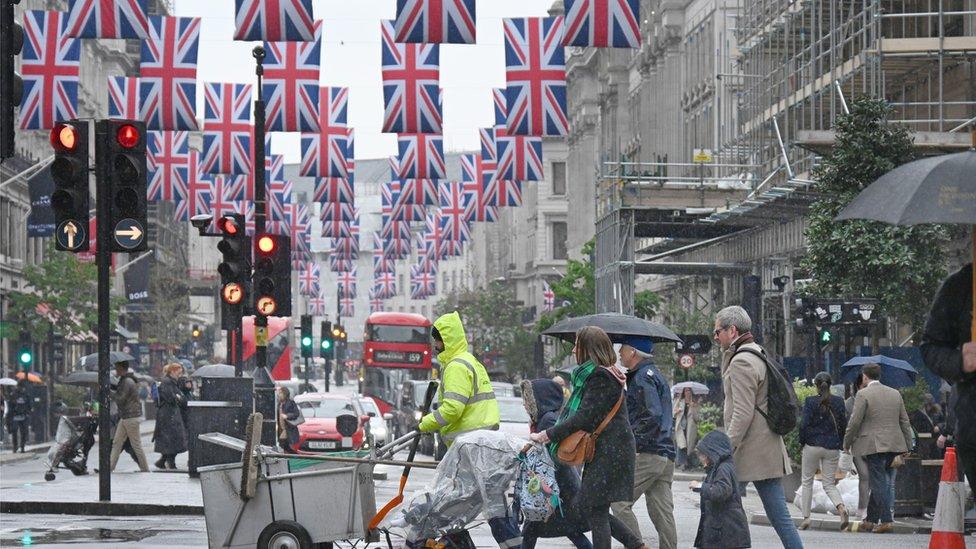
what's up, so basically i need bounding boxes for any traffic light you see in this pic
[50,121,90,251]
[252,233,291,317]
[51,332,64,364]
[300,315,313,358]
[1,0,24,160]
[16,331,31,371]
[217,214,249,330]
[793,297,817,330]
[192,324,202,339]
[320,320,333,358]
[818,327,833,345]
[98,119,148,252]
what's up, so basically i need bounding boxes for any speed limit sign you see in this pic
[679,354,695,369]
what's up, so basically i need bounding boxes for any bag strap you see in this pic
[593,392,624,437]
[731,346,774,420]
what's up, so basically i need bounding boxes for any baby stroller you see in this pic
[44,412,97,481]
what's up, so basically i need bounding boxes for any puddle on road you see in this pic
[7,527,158,545]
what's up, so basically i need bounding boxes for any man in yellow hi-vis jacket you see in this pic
[417,311,520,549]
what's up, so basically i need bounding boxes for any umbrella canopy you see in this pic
[191,364,248,378]
[14,372,43,383]
[672,381,709,397]
[63,370,118,387]
[542,313,681,344]
[80,351,135,371]
[0,377,17,386]
[840,355,918,389]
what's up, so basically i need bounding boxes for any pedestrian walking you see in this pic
[921,262,975,491]
[153,363,188,470]
[610,336,677,549]
[529,326,646,549]
[417,311,521,549]
[673,387,699,470]
[7,379,32,453]
[845,373,871,518]
[798,372,849,530]
[109,361,149,472]
[842,362,913,533]
[714,306,802,549]
[692,430,751,549]
[277,386,301,452]
[519,378,592,549]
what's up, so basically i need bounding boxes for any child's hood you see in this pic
[697,430,733,464]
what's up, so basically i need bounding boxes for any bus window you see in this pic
[367,324,430,344]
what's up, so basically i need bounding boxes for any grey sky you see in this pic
[174,0,556,163]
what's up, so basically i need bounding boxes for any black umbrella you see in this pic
[79,351,134,371]
[191,364,249,378]
[63,370,118,387]
[542,313,682,344]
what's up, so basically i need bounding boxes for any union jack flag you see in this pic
[411,263,437,299]
[329,255,354,273]
[373,255,396,275]
[140,16,200,131]
[263,21,322,132]
[234,0,315,42]
[320,201,355,223]
[209,175,244,218]
[396,134,445,180]
[314,178,354,204]
[373,271,397,298]
[503,17,568,136]
[321,219,351,239]
[381,20,442,134]
[268,176,292,223]
[288,203,311,254]
[496,129,543,181]
[298,262,321,296]
[441,237,463,258]
[236,201,257,235]
[64,0,150,39]
[438,182,471,242]
[369,292,385,314]
[19,11,80,131]
[562,0,641,48]
[394,178,438,206]
[332,236,359,260]
[300,87,349,178]
[174,150,212,222]
[461,154,497,222]
[202,82,252,175]
[543,280,555,311]
[308,293,327,316]
[486,177,523,207]
[492,87,507,126]
[107,76,140,119]
[346,128,356,183]
[337,268,358,298]
[339,296,355,318]
[383,236,411,260]
[243,140,281,201]
[147,131,189,202]
[393,0,476,44]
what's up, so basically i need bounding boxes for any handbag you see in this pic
[286,414,305,427]
[556,392,623,467]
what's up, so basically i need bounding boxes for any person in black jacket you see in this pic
[692,430,750,549]
[519,378,591,549]
[7,380,32,453]
[921,262,975,493]
[798,372,849,530]
[152,363,188,470]
[277,386,301,452]
[529,326,645,549]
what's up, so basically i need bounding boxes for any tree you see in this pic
[131,262,194,349]
[7,240,121,343]
[802,98,950,331]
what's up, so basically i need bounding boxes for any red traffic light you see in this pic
[116,124,140,149]
[217,216,240,235]
[222,282,244,305]
[50,124,78,152]
[257,235,276,254]
[256,296,277,316]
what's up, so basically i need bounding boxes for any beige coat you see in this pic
[843,381,913,457]
[722,336,792,482]
[673,398,699,451]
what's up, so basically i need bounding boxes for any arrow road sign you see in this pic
[113,218,145,250]
[56,220,86,251]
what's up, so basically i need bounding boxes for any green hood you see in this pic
[433,311,468,364]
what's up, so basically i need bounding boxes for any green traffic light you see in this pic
[321,339,332,350]
[301,336,312,348]
[819,329,832,344]
[18,350,32,366]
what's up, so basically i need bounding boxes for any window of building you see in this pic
[552,162,566,195]
[551,222,568,260]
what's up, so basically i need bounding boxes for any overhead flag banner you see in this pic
[19,11,81,130]
[263,22,322,132]
[562,0,641,48]
[496,130,544,181]
[140,16,201,131]
[107,76,141,119]
[64,0,150,39]
[147,131,189,202]
[380,20,442,134]
[202,82,253,175]
[396,134,446,180]
[234,0,316,42]
[393,0,476,44]
[174,150,212,222]
[503,17,568,136]
[300,87,349,178]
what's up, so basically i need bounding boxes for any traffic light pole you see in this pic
[94,120,112,502]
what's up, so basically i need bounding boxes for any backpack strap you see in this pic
[731,346,774,422]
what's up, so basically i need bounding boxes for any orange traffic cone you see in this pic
[930,447,967,549]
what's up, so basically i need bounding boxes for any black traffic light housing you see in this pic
[16,331,32,371]
[50,121,90,251]
[253,233,291,317]
[320,320,334,358]
[793,297,817,330]
[1,0,24,160]
[98,119,148,252]
[217,214,249,330]
[300,315,313,358]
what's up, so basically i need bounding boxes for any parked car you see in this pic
[491,381,518,397]
[358,396,391,447]
[293,393,370,453]
[496,396,530,441]
[275,378,318,397]
[390,380,437,440]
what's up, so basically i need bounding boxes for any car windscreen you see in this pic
[413,383,439,405]
[497,398,530,423]
[298,399,356,418]
[359,398,380,415]
[368,323,429,344]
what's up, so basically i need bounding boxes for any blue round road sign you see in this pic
[56,220,86,251]
[114,218,145,250]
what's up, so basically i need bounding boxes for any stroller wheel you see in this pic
[44,472,56,482]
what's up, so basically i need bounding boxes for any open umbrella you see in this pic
[542,313,681,344]
[836,131,976,340]
[79,351,135,371]
[0,377,17,386]
[840,355,918,389]
[191,364,248,378]
[15,372,43,384]
[63,370,118,388]
[672,381,709,397]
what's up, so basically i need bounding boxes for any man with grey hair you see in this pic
[714,306,802,548]
[610,336,677,549]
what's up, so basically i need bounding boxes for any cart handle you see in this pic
[259,451,439,470]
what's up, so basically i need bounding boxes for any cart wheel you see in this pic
[257,520,312,549]
[311,543,333,549]
[44,472,56,482]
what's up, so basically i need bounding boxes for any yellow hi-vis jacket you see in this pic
[418,311,499,445]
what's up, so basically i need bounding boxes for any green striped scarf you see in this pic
[547,360,596,456]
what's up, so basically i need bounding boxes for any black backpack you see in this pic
[732,347,798,436]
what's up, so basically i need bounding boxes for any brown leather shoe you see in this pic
[859,521,876,532]
[872,522,894,534]
[838,504,850,531]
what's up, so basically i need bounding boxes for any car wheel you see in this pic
[257,520,312,549]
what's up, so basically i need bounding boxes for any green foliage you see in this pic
[801,98,950,330]
[900,382,929,414]
[784,380,820,465]
[134,263,193,348]
[6,240,120,343]
[696,402,723,440]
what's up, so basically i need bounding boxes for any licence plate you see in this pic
[309,440,337,449]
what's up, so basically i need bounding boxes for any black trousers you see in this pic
[10,420,28,450]
[582,503,642,549]
[956,445,976,496]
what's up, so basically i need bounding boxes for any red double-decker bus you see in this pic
[234,316,292,380]
[361,312,433,414]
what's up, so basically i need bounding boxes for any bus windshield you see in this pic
[367,324,429,344]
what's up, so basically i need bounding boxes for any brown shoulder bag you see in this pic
[556,392,624,466]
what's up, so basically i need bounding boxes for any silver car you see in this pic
[358,396,390,447]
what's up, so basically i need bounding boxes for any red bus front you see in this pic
[238,316,292,381]
[361,312,433,414]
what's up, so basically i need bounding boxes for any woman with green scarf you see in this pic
[529,326,646,549]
